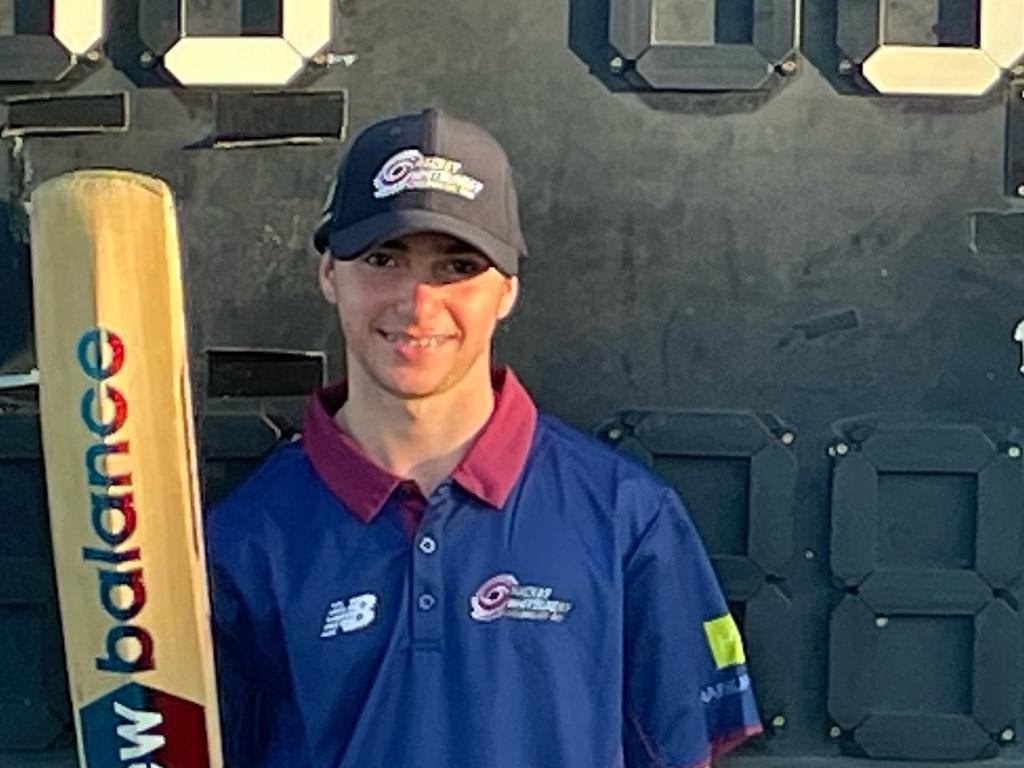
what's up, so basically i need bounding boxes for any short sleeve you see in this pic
[623,489,762,768]
[206,500,313,768]
[206,542,267,767]
[205,518,272,768]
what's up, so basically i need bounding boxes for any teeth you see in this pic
[383,332,448,347]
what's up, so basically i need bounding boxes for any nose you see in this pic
[398,277,444,320]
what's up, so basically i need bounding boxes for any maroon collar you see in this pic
[301,366,537,523]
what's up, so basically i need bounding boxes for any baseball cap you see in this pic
[313,108,527,276]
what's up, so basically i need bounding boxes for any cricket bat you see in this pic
[30,170,223,767]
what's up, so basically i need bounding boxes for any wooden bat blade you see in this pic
[30,170,222,768]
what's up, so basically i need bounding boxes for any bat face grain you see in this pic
[30,171,222,768]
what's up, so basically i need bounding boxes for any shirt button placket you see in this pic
[412,485,449,650]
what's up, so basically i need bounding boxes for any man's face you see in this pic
[319,232,518,400]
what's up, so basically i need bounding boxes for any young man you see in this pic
[206,108,762,767]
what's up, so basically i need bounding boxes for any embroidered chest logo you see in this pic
[320,593,378,638]
[469,573,573,623]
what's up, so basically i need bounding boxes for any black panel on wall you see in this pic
[829,422,1023,761]
[201,412,293,506]
[0,412,72,751]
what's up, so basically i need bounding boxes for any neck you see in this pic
[334,359,496,495]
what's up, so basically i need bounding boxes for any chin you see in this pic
[352,345,486,401]
[374,367,459,400]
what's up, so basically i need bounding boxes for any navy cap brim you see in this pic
[325,210,521,276]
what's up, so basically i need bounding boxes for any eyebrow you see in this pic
[376,238,483,255]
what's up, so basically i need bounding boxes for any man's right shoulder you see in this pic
[205,438,318,538]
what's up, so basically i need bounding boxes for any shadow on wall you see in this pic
[566,0,624,93]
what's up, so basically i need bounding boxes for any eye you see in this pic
[363,251,397,268]
[444,257,489,278]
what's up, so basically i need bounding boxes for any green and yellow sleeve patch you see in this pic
[703,613,746,669]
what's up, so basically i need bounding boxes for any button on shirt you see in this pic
[206,367,762,768]
[418,536,437,554]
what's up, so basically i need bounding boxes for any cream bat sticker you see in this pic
[470,573,573,623]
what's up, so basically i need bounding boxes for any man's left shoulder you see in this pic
[533,411,652,469]
[528,411,672,513]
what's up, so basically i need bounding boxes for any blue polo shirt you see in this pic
[206,367,761,768]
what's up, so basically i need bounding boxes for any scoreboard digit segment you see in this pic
[53,0,105,59]
[608,0,798,91]
[841,0,1024,96]
[0,0,103,82]
[608,0,1024,97]
[1,0,1023,94]
[160,0,332,87]
[0,0,331,87]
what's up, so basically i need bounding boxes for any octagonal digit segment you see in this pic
[829,596,1016,761]
[0,0,104,83]
[608,0,797,91]
[839,0,1024,96]
[607,409,796,579]
[830,423,1022,592]
[158,0,332,87]
[828,422,1022,760]
[54,0,105,56]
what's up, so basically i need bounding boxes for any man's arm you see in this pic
[207,557,266,767]
[623,489,762,768]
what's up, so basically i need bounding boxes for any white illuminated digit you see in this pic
[862,0,1024,96]
[53,0,106,56]
[163,0,332,87]
[1014,319,1024,375]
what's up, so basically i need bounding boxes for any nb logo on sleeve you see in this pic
[320,593,378,638]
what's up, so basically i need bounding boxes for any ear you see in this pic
[319,253,338,305]
[497,276,519,320]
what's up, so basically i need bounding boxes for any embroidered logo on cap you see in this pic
[469,573,572,623]
[373,148,484,201]
[320,593,378,637]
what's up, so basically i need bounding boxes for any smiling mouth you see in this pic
[377,330,456,348]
